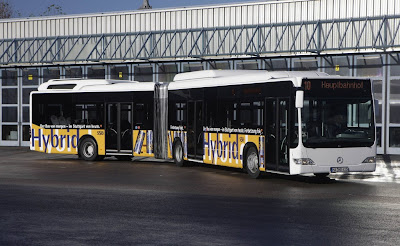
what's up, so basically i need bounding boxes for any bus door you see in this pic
[105,103,133,154]
[187,101,203,159]
[265,98,289,172]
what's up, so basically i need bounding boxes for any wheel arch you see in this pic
[78,134,97,148]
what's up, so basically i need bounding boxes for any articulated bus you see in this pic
[30,70,376,178]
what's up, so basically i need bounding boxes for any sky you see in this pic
[9,0,259,17]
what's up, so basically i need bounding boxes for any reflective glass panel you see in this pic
[324,56,351,76]
[43,68,60,82]
[293,59,318,71]
[356,56,383,77]
[65,67,83,78]
[87,66,105,79]
[390,102,400,123]
[23,88,37,104]
[2,125,18,141]
[110,65,129,80]
[22,68,39,85]
[134,66,153,82]
[236,62,258,70]
[158,64,178,82]
[2,107,18,122]
[389,127,400,147]
[2,88,18,104]
[1,70,17,86]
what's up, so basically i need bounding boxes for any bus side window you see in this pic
[48,103,72,125]
[134,103,153,129]
[239,102,251,127]
[238,101,263,128]
[175,102,186,126]
[206,101,217,127]
[134,103,145,126]
[74,103,103,125]
[218,101,236,128]
[253,101,264,127]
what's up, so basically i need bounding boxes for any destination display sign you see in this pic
[303,79,371,97]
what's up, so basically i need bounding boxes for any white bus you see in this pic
[30,70,376,178]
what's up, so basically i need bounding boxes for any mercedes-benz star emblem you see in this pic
[337,157,344,164]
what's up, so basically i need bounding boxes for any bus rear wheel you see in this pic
[245,146,261,179]
[79,138,99,161]
[173,141,185,167]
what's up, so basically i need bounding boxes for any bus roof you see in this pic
[37,79,154,92]
[36,70,368,93]
[169,70,332,90]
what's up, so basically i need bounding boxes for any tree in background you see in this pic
[0,0,13,19]
[0,0,65,19]
[40,4,65,16]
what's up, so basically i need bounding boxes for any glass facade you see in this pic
[2,125,18,141]
[236,60,259,70]
[110,65,129,80]
[264,59,289,71]
[43,67,60,82]
[22,68,39,86]
[133,65,153,82]
[65,67,83,78]
[293,58,318,71]
[87,66,106,79]
[323,56,352,76]
[157,64,178,82]
[1,70,17,86]
[182,63,204,72]
[209,61,231,70]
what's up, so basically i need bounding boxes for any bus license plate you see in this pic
[330,167,349,173]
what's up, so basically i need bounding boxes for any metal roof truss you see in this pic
[1,15,400,65]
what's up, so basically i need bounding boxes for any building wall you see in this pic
[1,0,400,39]
[1,0,400,154]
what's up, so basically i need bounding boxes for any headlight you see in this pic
[362,156,376,163]
[293,158,315,165]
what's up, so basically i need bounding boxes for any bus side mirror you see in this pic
[296,91,304,108]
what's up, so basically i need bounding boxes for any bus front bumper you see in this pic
[290,162,376,175]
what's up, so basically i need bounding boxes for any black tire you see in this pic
[116,155,132,161]
[79,138,99,161]
[173,141,185,167]
[245,146,261,179]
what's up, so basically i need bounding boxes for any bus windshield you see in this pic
[301,79,375,148]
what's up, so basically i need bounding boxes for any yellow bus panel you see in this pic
[30,124,105,155]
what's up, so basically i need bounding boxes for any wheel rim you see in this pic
[175,144,183,162]
[83,142,95,158]
[247,151,259,174]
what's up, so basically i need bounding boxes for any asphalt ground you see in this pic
[331,154,400,183]
[0,148,399,245]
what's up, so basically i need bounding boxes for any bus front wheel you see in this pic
[245,146,261,179]
[173,141,185,167]
[79,138,99,161]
